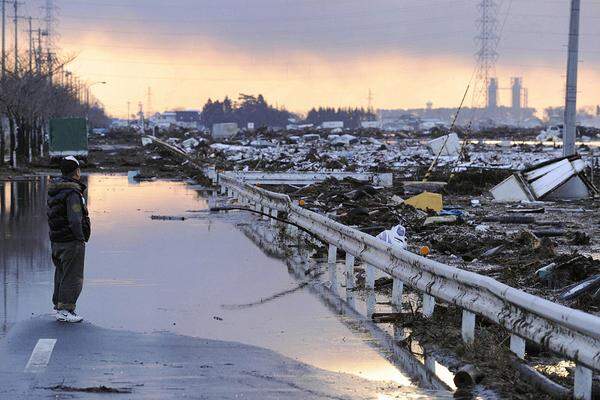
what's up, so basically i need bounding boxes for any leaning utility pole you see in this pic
[563,0,581,157]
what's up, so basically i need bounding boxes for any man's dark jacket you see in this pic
[47,176,91,243]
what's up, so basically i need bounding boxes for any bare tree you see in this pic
[0,52,109,168]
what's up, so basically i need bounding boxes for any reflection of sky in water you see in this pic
[0,174,446,396]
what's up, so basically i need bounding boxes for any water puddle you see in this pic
[1,175,455,398]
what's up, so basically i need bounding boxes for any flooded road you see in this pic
[0,174,452,398]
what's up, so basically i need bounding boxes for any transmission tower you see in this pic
[42,0,57,49]
[475,0,500,108]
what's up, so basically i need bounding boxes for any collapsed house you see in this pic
[491,155,599,202]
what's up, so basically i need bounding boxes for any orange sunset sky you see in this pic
[21,0,600,117]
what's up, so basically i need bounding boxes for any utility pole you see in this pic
[563,0,581,157]
[26,16,32,72]
[1,0,7,78]
[12,0,16,75]
[12,0,24,76]
[127,101,130,125]
[35,27,41,73]
[46,49,52,84]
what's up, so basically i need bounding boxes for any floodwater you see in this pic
[0,174,451,398]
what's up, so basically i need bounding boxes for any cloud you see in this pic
[50,0,600,116]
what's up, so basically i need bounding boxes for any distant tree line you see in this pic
[200,94,294,128]
[305,107,376,129]
[0,55,110,168]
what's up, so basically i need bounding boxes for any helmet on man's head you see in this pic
[60,156,80,176]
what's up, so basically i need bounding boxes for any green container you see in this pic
[49,118,89,157]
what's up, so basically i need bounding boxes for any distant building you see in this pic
[174,111,201,124]
[151,110,202,129]
[360,121,380,129]
[320,121,344,129]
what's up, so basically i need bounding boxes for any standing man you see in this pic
[47,156,91,323]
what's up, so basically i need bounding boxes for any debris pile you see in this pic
[280,174,600,314]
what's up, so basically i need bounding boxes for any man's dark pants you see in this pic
[51,241,85,312]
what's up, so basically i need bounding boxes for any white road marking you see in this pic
[24,339,57,373]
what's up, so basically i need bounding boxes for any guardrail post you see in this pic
[574,364,592,400]
[510,334,526,359]
[328,244,337,264]
[345,253,355,292]
[392,279,403,307]
[422,294,435,318]
[227,188,232,197]
[287,224,298,236]
[366,264,375,290]
[328,245,338,295]
[220,186,226,195]
[461,310,476,344]
[270,209,278,226]
[366,291,376,319]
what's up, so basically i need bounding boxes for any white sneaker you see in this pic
[56,310,83,323]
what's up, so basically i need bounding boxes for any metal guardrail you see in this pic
[218,173,600,399]
[226,171,394,187]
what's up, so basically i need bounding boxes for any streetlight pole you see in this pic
[86,81,106,107]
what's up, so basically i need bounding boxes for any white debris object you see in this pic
[141,136,153,146]
[537,126,562,142]
[212,123,239,139]
[427,133,461,156]
[376,225,407,250]
[331,134,357,146]
[491,175,534,202]
[491,155,597,202]
[475,224,490,233]
[182,138,200,152]
[391,195,404,205]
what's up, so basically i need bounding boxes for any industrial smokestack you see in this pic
[487,78,498,110]
[511,77,522,111]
